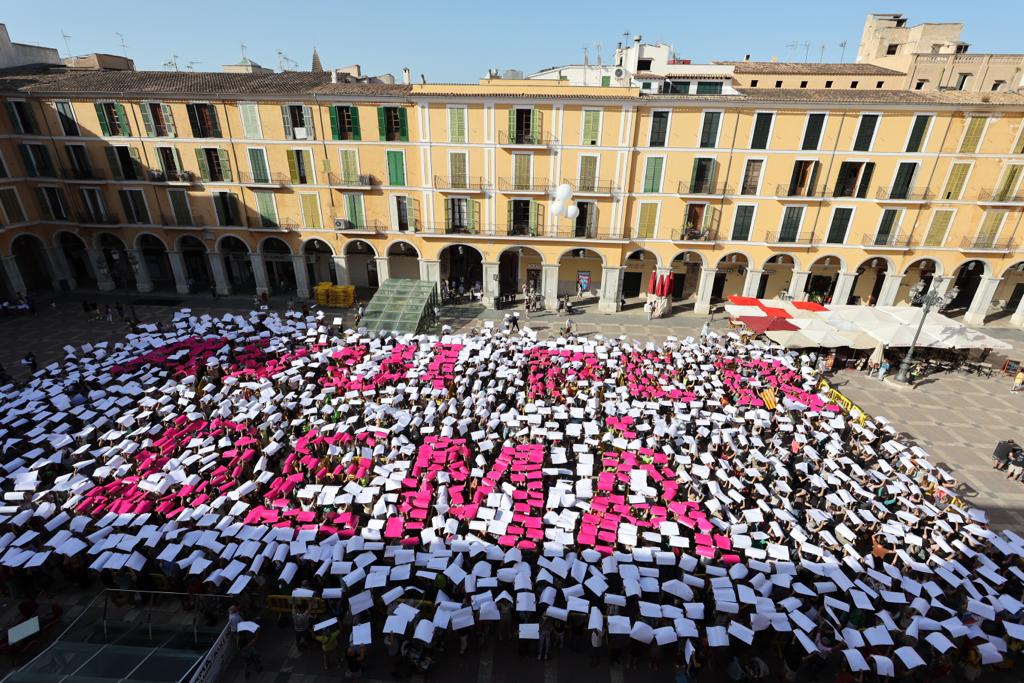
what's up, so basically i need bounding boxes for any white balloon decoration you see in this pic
[550,200,565,216]
[549,185,576,220]
[555,183,573,202]
[565,205,580,220]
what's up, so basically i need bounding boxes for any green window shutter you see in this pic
[329,106,340,140]
[302,194,321,228]
[35,187,52,220]
[5,102,20,133]
[638,203,657,238]
[36,146,54,176]
[349,106,361,140]
[94,103,111,136]
[162,104,176,136]
[977,210,1006,244]
[106,147,123,179]
[507,109,516,139]
[194,148,210,182]
[530,109,541,142]
[923,210,953,247]
[114,103,131,136]
[731,205,754,241]
[449,108,466,143]
[18,144,35,176]
[579,156,597,190]
[506,201,514,230]
[801,113,825,150]
[281,105,294,139]
[387,151,405,186]
[699,112,720,148]
[780,207,802,240]
[826,207,852,244]
[751,112,772,149]
[299,150,313,183]
[450,152,467,186]
[340,150,358,182]
[997,165,1023,199]
[469,199,480,231]
[169,190,191,225]
[875,209,899,243]
[513,155,530,188]
[140,102,156,137]
[172,148,184,174]
[187,104,201,137]
[601,76,611,87]
[906,115,931,152]
[377,107,387,141]
[118,189,133,221]
[528,199,538,233]
[128,146,142,178]
[302,106,315,139]
[856,162,875,198]
[346,194,364,226]
[217,149,232,182]
[853,114,878,151]
[807,161,821,196]
[644,157,663,192]
[286,150,299,184]
[240,103,260,139]
[248,149,269,183]
[942,163,970,200]
[1015,126,1024,155]
[583,111,599,145]
[444,198,452,228]
[397,107,409,141]
[960,117,985,153]
[210,107,222,138]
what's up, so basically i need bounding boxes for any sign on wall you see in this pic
[577,271,591,292]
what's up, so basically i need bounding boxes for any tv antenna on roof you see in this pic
[802,41,811,62]
[60,30,72,58]
[163,55,180,71]
[594,41,603,67]
[819,43,826,63]
[186,61,201,72]
[241,42,248,60]
[786,41,799,59]
[277,50,297,72]
[839,40,848,62]
[115,32,128,58]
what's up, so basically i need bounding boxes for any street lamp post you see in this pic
[894,276,959,383]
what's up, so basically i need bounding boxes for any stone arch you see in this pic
[303,238,337,286]
[555,246,606,267]
[137,233,174,291]
[260,237,297,295]
[626,248,662,269]
[759,254,798,300]
[95,232,136,290]
[386,241,420,281]
[622,249,659,299]
[176,235,213,292]
[132,231,168,251]
[56,231,96,290]
[217,235,252,253]
[439,244,484,297]
[10,233,52,292]
[344,240,379,288]
[218,235,255,294]
[759,252,801,271]
[805,255,845,303]
[301,237,336,257]
[387,241,419,258]
[670,250,710,301]
[497,245,544,301]
[901,257,943,277]
[344,239,377,257]
[850,255,891,306]
[556,247,604,303]
[948,258,991,311]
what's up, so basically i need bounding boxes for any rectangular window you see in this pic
[80,188,105,222]
[196,148,231,182]
[696,81,723,95]
[339,149,359,184]
[683,203,708,233]
[665,81,689,94]
[378,106,408,142]
[38,186,68,220]
[637,202,658,239]
[19,143,55,177]
[996,164,1023,200]
[853,114,879,151]
[329,105,360,141]
[890,162,918,199]
[345,194,365,227]
[578,155,598,192]
[254,191,278,227]
[643,157,664,193]
[826,208,853,244]
[699,112,721,148]
[0,188,26,224]
[119,189,150,224]
[649,111,669,147]
[833,161,875,198]
[54,101,79,136]
[248,148,270,184]
[960,117,986,153]
[508,198,534,235]
[141,102,175,137]
[95,102,130,136]
[778,206,803,242]
[508,108,541,144]
[287,149,314,184]
[955,73,970,90]
[905,114,932,153]
[156,147,184,181]
[801,113,826,150]
[6,100,38,134]
[874,209,901,244]
[386,151,406,186]
[731,205,754,241]
[449,152,468,188]
[787,160,820,197]
[601,76,611,87]
[574,201,596,237]
[187,103,221,138]
[300,193,322,228]
[690,157,717,194]
[513,153,531,189]
[239,103,263,139]
[976,210,1006,246]
[168,189,192,226]
[282,104,315,140]
[582,110,601,145]
[741,159,762,195]
[941,163,970,200]
[447,197,469,231]
[213,192,239,226]
[395,196,411,231]
[750,112,773,149]
[449,107,467,143]
[923,210,953,247]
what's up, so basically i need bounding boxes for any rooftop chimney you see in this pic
[331,70,337,84]
[402,67,411,84]
[744,54,751,62]
[420,74,426,84]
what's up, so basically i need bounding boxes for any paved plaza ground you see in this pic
[1,291,1023,682]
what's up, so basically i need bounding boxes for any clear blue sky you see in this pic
[5,1,1022,81]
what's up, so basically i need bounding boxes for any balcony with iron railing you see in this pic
[960,236,1016,252]
[328,173,376,189]
[679,179,732,196]
[978,188,1024,204]
[332,218,385,233]
[238,172,290,187]
[498,178,550,194]
[497,130,554,146]
[672,226,719,242]
[161,214,206,228]
[495,223,542,237]
[861,231,912,249]
[62,167,106,181]
[433,175,488,192]
[75,211,121,226]
[776,184,825,200]
[875,186,932,202]
[566,179,615,195]
[552,227,620,240]
[766,230,814,245]
[149,169,196,184]
[419,222,480,236]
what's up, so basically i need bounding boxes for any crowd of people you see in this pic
[0,308,1022,681]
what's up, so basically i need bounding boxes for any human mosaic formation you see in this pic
[1,309,1022,677]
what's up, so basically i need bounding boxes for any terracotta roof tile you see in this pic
[718,62,905,76]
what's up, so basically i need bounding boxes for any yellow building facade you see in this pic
[2,70,1024,325]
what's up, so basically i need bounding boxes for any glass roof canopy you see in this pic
[360,279,439,334]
